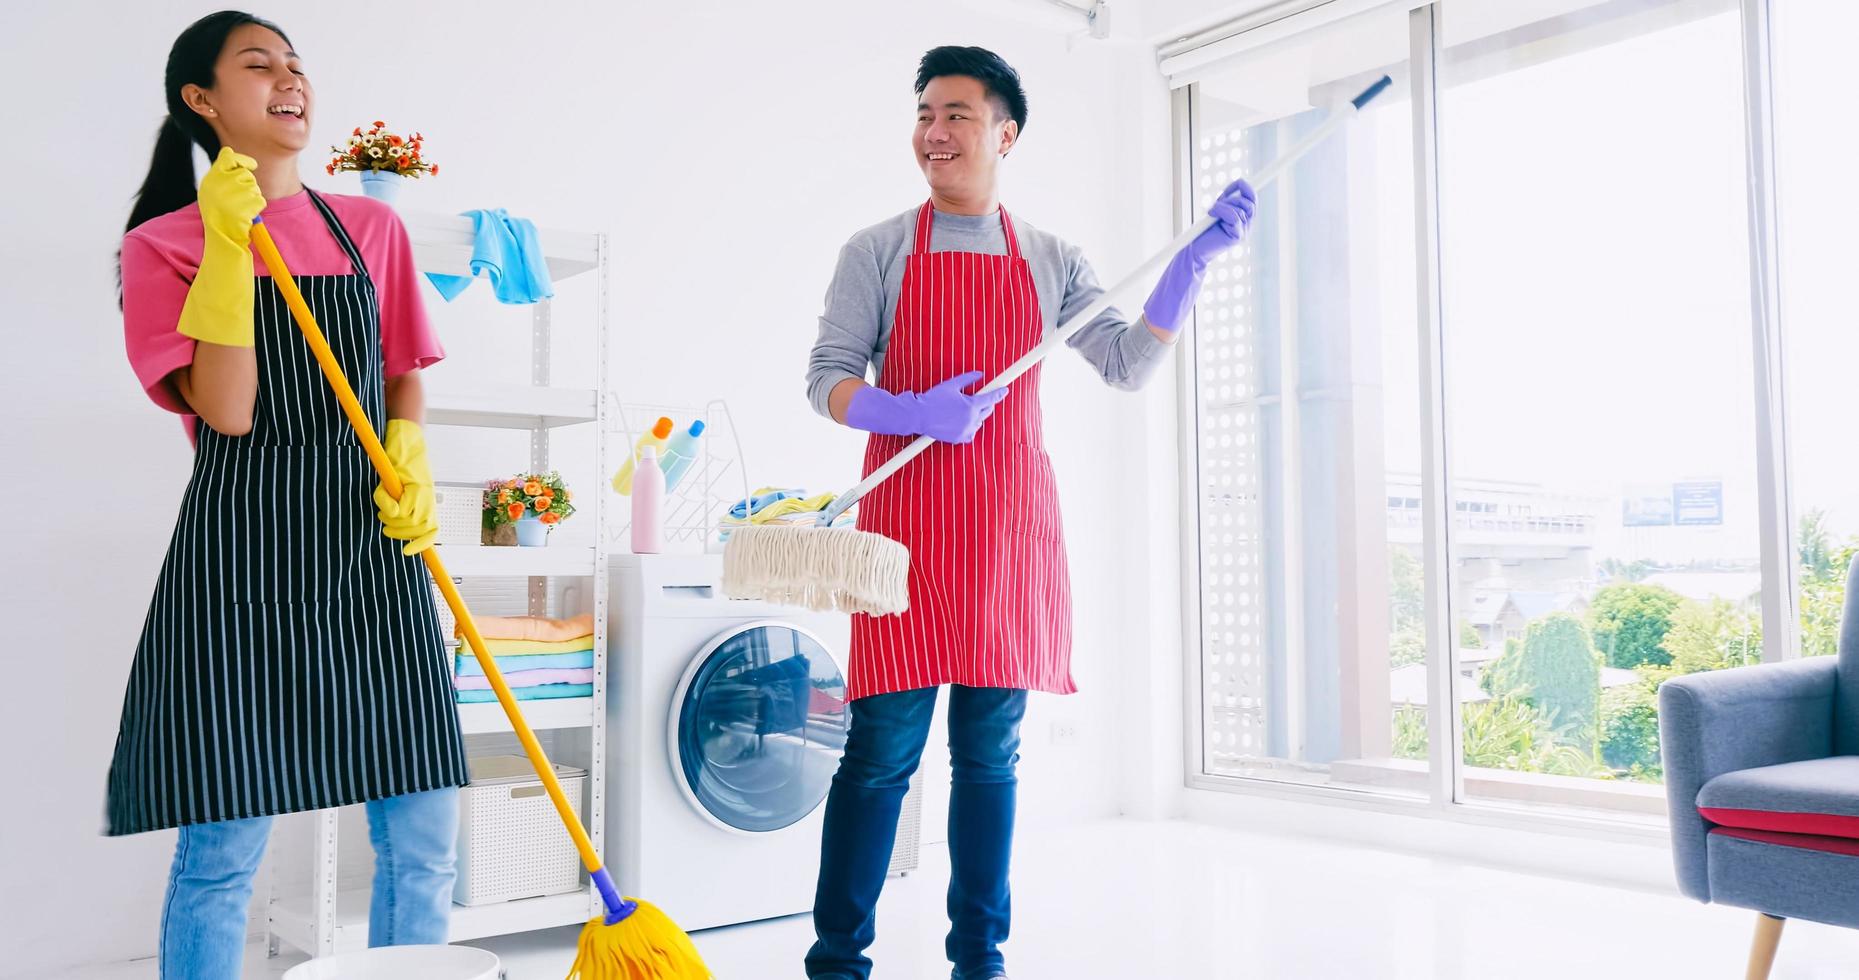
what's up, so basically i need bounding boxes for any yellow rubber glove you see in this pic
[176,147,267,347]
[373,419,440,556]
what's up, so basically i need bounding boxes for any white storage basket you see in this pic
[455,755,586,906]
[434,482,486,548]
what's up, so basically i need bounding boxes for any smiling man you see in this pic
[802,45,1256,980]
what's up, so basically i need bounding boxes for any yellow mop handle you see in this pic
[250,220,606,877]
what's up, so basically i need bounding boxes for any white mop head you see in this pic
[722,524,911,616]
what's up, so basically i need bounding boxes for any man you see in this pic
[803,45,1255,980]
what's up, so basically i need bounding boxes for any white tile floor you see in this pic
[65,819,1859,979]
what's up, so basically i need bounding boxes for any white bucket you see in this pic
[281,945,502,980]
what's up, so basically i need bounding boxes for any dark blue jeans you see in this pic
[806,684,1027,980]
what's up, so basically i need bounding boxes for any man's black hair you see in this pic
[915,46,1027,133]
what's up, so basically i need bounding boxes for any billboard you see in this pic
[1622,481,1723,528]
[1674,481,1724,526]
[1623,487,1674,527]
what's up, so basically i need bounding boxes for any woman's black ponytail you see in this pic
[126,115,214,237]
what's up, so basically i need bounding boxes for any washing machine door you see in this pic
[670,620,849,833]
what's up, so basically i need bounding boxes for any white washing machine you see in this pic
[606,553,920,932]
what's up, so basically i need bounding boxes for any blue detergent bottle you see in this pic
[659,420,706,493]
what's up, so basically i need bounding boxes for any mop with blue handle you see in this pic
[723,74,1396,616]
[249,218,709,980]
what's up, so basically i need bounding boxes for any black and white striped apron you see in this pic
[105,190,468,836]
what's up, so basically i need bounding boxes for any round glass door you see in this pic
[672,622,848,832]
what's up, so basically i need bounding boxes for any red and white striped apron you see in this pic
[847,201,1075,700]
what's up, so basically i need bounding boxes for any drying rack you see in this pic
[605,397,753,553]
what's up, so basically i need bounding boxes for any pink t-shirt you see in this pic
[121,190,443,434]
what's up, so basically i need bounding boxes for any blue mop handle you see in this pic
[817,75,1395,527]
[590,868,638,925]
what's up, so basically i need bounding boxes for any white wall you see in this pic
[0,0,1181,973]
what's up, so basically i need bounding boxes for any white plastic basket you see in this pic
[454,755,586,906]
[434,482,486,548]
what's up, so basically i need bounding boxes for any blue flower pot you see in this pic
[358,169,403,204]
[515,513,550,547]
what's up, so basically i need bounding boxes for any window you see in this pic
[1773,0,1859,657]
[1181,0,1839,822]
[1188,4,1427,796]
[1436,0,1753,809]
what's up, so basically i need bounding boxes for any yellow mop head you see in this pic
[568,901,711,979]
[722,524,910,615]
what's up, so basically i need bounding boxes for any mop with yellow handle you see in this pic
[724,75,1395,616]
[249,218,708,980]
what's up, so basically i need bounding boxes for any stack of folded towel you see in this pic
[453,613,595,703]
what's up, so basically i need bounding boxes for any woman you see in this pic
[108,11,465,976]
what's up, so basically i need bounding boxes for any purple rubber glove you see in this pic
[845,371,1010,444]
[1142,178,1257,334]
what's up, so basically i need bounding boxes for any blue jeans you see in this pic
[159,787,459,979]
[806,685,1026,980]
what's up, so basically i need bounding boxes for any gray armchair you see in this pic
[1660,555,1859,979]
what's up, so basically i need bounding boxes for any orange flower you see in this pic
[506,502,525,521]
[373,120,385,128]
[431,165,440,175]
[351,146,363,158]
[504,479,518,489]
[352,126,362,136]
[497,490,511,504]
[397,156,409,168]
[538,512,561,525]
[389,135,403,146]
[533,496,553,511]
[325,164,335,175]
[523,481,543,496]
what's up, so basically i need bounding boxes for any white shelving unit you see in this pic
[425,382,599,430]
[267,208,610,957]
[436,543,600,579]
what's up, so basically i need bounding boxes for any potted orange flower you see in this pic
[483,472,576,548]
[328,120,436,205]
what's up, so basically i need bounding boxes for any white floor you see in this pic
[64,819,1859,979]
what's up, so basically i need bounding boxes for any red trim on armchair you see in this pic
[1713,827,1859,858]
[1699,806,1859,841]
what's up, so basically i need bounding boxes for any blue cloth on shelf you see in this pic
[455,683,593,703]
[424,208,555,304]
[454,649,595,677]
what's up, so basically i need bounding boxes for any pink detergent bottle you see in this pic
[630,444,665,554]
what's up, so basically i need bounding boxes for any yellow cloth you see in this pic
[373,420,438,556]
[176,148,267,348]
[458,613,595,643]
[464,636,597,656]
[720,492,836,527]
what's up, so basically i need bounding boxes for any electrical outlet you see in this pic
[1050,720,1080,745]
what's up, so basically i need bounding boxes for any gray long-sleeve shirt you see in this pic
[805,206,1172,418]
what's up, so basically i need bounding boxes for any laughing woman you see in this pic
[108,11,465,976]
